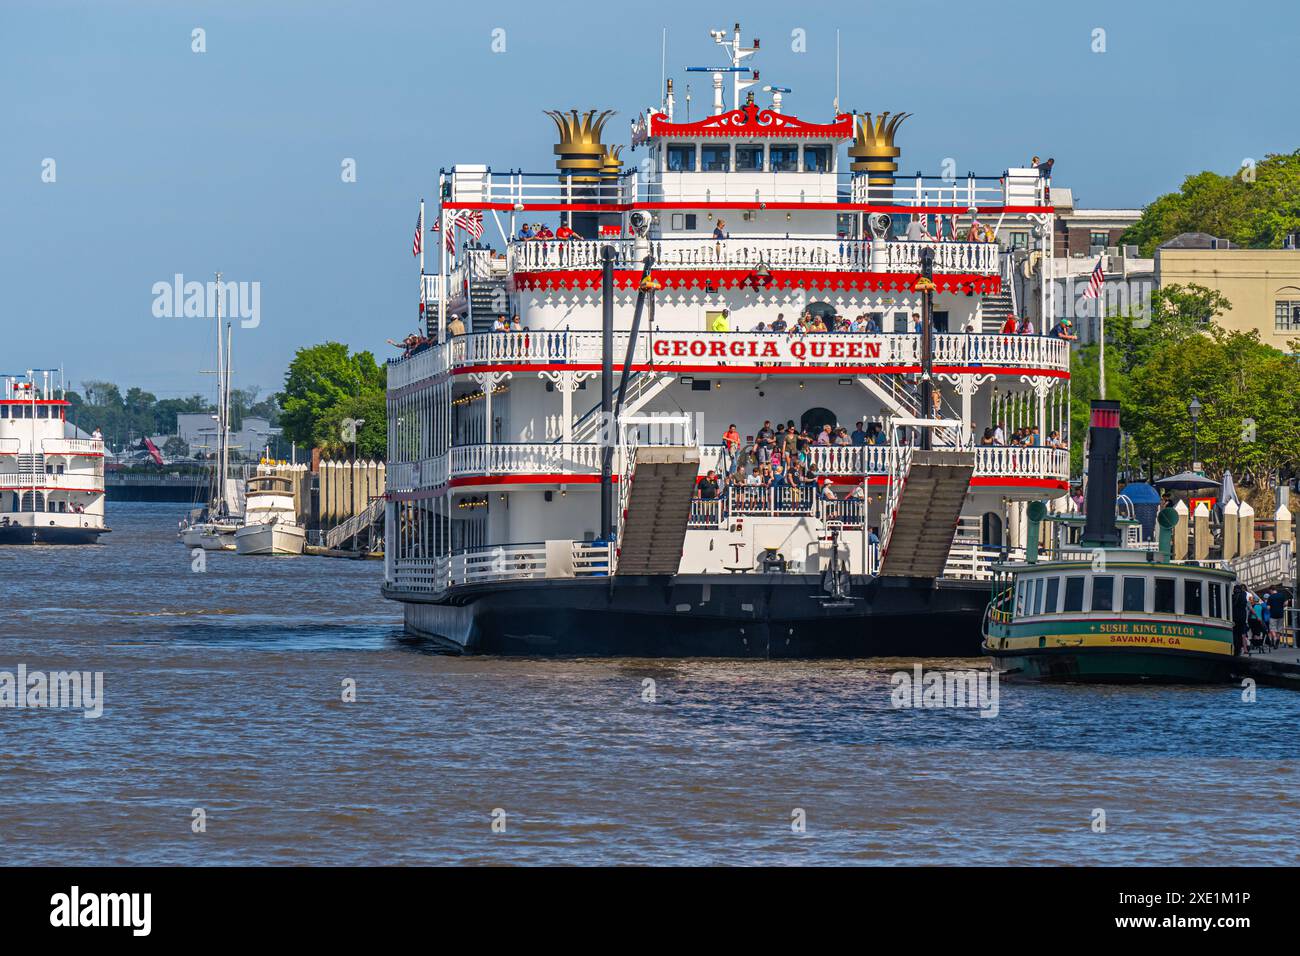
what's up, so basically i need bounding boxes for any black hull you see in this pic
[0,525,108,545]
[386,574,988,658]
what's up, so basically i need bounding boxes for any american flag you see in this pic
[412,206,423,257]
[454,209,484,240]
[430,213,454,252]
[1082,257,1104,299]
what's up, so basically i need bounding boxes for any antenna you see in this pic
[834,30,841,114]
[660,28,667,109]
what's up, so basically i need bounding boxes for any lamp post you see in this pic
[1188,396,1202,473]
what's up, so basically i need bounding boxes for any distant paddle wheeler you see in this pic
[982,401,1237,683]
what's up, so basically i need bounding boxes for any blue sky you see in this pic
[4,0,1297,399]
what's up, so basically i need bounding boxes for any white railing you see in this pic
[0,472,103,490]
[387,332,1071,387]
[449,442,606,479]
[943,541,1027,581]
[449,543,549,586]
[973,446,1070,482]
[805,444,890,475]
[1230,540,1295,592]
[509,237,998,276]
[688,485,866,529]
[41,438,104,456]
[388,441,1070,495]
[572,541,612,576]
[448,168,1040,210]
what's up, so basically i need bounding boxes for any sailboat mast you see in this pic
[214,272,225,512]
[222,321,233,511]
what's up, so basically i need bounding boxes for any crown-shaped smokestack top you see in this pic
[848,111,911,184]
[600,145,623,183]
[546,109,616,184]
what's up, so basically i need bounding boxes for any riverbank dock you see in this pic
[1233,642,1300,689]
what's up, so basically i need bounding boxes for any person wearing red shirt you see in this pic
[555,224,580,240]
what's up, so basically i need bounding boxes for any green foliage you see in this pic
[1122,150,1300,256]
[1071,283,1300,482]
[277,342,386,459]
[68,383,214,449]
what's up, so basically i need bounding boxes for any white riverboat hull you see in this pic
[235,522,306,556]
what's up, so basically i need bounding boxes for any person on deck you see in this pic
[1000,314,1019,335]
[1049,318,1077,340]
[555,223,580,240]
[1232,583,1250,656]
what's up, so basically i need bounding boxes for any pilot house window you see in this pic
[1090,576,1114,612]
[1184,579,1203,616]
[666,144,696,172]
[701,144,730,171]
[1123,577,1146,612]
[735,145,763,171]
[1154,578,1176,614]
[769,145,798,172]
[803,145,831,172]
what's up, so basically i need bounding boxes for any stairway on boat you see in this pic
[615,446,700,576]
[878,449,975,578]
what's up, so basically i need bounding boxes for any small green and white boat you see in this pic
[982,400,1237,683]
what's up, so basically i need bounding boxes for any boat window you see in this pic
[1123,576,1146,612]
[1015,579,1027,617]
[1063,576,1085,612]
[666,144,696,172]
[769,145,798,172]
[1208,581,1223,619]
[701,144,730,172]
[1032,577,1044,615]
[1184,578,1204,617]
[1044,576,1060,613]
[803,145,831,172]
[1154,577,1176,614]
[1090,576,1115,612]
[735,145,764,171]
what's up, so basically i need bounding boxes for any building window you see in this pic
[1089,230,1109,249]
[701,144,730,172]
[666,144,695,172]
[1275,300,1300,331]
[803,145,831,172]
[769,145,798,172]
[735,145,764,171]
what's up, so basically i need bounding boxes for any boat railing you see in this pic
[445,168,1042,210]
[507,237,999,275]
[387,332,1071,389]
[687,485,865,529]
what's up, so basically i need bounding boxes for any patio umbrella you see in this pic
[1219,469,1240,506]
[1153,471,1223,492]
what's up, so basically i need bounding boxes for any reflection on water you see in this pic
[1,503,1297,865]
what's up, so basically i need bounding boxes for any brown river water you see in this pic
[1,502,1297,865]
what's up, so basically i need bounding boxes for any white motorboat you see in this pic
[235,474,305,555]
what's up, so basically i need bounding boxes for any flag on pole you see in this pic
[454,209,484,240]
[431,213,454,252]
[412,206,423,257]
[1082,257,1104,299]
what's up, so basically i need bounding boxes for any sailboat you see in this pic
[177,275,244,550]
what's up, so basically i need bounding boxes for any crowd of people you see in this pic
[977,423,1066,449]
[1233,583,1292,655]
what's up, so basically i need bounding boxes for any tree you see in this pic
[1122,150,1300,255]
[163,436,190,458]
[278,342,386,458]
[316,391,387,459]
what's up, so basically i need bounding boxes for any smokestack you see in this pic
[1082,399,1122,548]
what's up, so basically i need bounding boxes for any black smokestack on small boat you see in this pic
[1082,399,1121,548]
